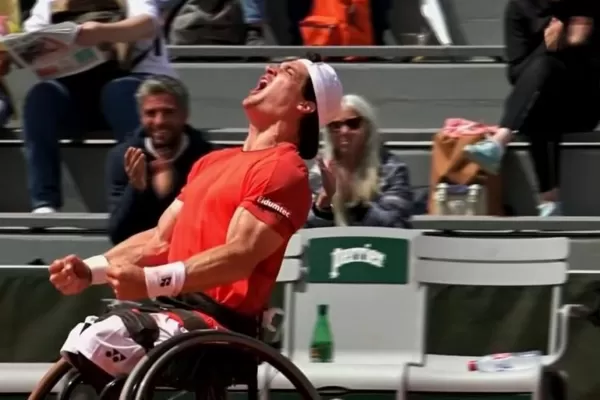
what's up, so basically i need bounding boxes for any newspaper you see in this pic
[0,22,107,80]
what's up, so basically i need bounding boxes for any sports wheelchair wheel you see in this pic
[120,329,320,400]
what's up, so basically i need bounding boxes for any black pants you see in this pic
[500,52,600,193]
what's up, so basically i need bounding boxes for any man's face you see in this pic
[242,60,315,128]
[141,93,187,148]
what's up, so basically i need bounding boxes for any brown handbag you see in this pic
[428,119,504,216]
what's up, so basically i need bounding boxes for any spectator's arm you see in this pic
[504,1,545,68]
[106,144,158,244]
[304,166,335,228]
[347,162,413,228]
[98,15,157,43]
[93,0,159,43]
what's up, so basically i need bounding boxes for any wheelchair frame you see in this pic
[28,330,320,400]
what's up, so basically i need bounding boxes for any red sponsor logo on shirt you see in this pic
[257,196,291,218]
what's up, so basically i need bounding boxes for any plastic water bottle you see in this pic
[466,184,481,215]
[468,351,542,372]
[434,183,448,213]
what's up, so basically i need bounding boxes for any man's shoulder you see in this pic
[267,143,308,173]
[252,145,309,188]
[206,146,240,160]
[190,146,239,169]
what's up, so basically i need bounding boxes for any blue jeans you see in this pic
[23,75,146,209]
[241,0,264,24]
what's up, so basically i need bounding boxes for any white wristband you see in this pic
[84,255,109,285]
[144,262,186,298]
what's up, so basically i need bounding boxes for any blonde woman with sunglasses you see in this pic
[306,94,414,228]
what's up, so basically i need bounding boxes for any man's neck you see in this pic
[243,123,292,152]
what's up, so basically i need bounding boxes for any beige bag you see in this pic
[428,118,503,216]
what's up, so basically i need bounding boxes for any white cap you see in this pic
[298,59,344,127]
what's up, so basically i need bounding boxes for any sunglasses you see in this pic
[327,116,363,131]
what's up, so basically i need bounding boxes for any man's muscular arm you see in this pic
[104,199,182,266]
[180,206,286,293]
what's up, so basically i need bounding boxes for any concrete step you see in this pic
[0,234,110,264]
[1,143,599,216]
[442,0,507,45]
[3,63,514,131]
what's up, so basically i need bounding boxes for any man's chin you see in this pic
[242,93,261,108]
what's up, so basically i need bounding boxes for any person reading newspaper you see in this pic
[37,55,343,397]
[0,0,176,214]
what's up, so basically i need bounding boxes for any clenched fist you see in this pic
[49,255,91,295]
[107,262,148,300]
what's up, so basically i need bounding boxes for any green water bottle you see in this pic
[310,304,334,362]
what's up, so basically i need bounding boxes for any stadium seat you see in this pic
[271,227,423,395]
[407,235,578,398]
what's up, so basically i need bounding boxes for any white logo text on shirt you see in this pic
[257,196,291,218]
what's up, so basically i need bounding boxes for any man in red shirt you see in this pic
[45,54,343,389]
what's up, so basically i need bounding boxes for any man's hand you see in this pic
[49,255,91,295]
[0,52,11,76]
[567,16,593,46]
[75,21,105,47]
[125,147,147,191]
[545,17,564,51]
[107,262,148,300]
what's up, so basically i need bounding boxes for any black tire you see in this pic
[58,371,83,400]
[118,330,320,400]
[28,359,74,400]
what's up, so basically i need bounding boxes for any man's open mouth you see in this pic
[251,76,271,94]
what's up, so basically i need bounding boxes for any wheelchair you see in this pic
[28,324,320,399]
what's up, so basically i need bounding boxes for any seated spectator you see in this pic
[106,76,213,245]
[306,94,413,228]
[464,0,600,216]
[1,0,176,213]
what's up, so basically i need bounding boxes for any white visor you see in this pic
[298,59,344,127]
